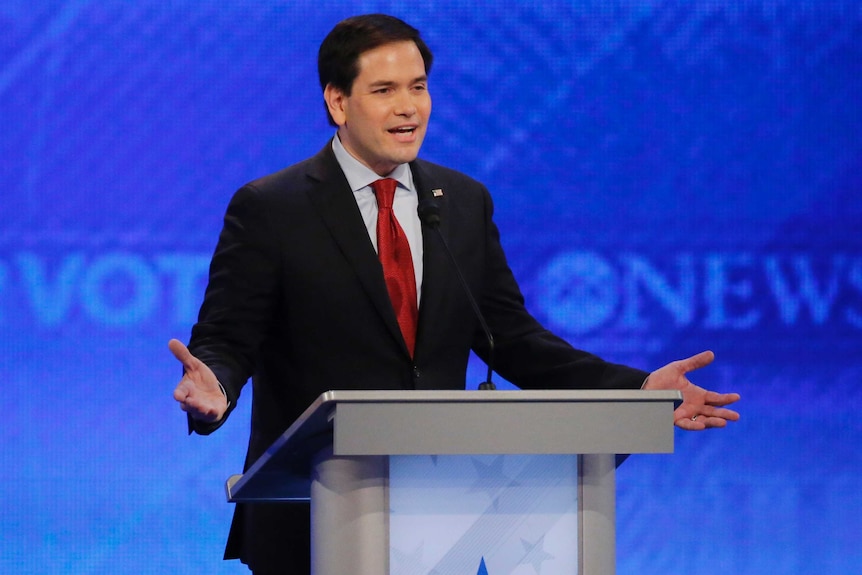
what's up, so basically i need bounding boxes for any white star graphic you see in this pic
[519,534,554,573]
[468,455,515,501]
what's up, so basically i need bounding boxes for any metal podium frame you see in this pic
[226,389,681,575]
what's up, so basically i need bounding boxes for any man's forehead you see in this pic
[355,41,425,72]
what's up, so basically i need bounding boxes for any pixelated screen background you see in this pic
[2,1,860,573]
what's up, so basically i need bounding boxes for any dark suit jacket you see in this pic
[187,141,647,571]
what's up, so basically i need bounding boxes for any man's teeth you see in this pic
[391,127,415,133]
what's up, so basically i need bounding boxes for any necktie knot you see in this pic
[371,178,398,210]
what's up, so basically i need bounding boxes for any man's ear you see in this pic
[323,84,347,126]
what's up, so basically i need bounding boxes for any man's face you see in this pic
[325,40,431,176]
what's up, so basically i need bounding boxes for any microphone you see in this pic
[418,199,496,390]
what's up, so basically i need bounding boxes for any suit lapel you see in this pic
[410,160,453,354]
[304,143,408,354]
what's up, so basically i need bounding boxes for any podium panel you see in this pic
[389,454,579,574]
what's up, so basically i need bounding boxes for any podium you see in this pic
[226,389,681,575]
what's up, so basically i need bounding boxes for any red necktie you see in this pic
[371,178,418,356]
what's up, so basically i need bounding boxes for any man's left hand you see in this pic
[643,350,740,431]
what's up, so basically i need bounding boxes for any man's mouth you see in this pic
[389,126,417,134]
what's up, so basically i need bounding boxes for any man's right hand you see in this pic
[169,339,229,423]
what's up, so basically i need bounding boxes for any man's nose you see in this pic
[394,91,417,116]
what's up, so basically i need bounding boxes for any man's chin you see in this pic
[367,144,424,174]
[393,143,423,164]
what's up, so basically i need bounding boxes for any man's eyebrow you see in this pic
[367,76,428,88]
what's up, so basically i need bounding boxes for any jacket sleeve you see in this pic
[185,184,284,434]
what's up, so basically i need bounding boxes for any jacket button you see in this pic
[412,366,421,379]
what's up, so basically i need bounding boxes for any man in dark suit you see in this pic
[170,13,740,574]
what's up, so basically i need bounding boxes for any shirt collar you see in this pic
[331,134,414,193]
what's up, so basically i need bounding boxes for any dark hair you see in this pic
[318,14,434,126]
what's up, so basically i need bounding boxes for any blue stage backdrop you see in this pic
[2,1,860,573]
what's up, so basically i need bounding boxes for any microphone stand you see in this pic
[418,200,496,390]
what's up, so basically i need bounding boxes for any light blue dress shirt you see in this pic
[331,135,423,305]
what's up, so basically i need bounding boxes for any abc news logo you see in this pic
[530,251,862,335]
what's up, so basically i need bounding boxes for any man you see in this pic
[170,13,740,574]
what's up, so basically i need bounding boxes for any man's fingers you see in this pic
[676,350,715,373]
[675,417,706,431]
[172,384,186,402]
[173,376,194,402]
[675,414,730,430]
[173,378,215,418]
[705,391,741,407]
[168,338,198,371]
[713,408,740,421]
